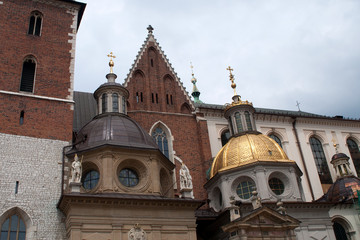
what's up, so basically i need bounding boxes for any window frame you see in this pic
[0,214,26,240]
[27,11,43,36]
[19,57,36,93]
[309,136,332,184]
[347,138,360,176]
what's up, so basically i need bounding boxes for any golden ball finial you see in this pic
[107,52,116,73]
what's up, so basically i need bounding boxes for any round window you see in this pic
[82,170,99,190]
[119,168,139,187]
[236,180,255,199]
[269,177,285,195]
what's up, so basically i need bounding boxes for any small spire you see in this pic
[226,66,237,96]
[190,62,202,103]
[107,52,116,73]
[147,25,154,34]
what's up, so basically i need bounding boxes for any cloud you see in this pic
[75,0,360,118]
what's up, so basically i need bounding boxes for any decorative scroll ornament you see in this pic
[128,224,147,240]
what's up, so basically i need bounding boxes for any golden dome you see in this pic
[210,132,294,178]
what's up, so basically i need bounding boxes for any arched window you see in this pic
[28,11,42,36]
[20,58,36,92]
[347,138,360,176]
[0,214,26,240]
[244,111,253,131]
[333,221,349,240]
[234,112,243,133]
[269,134,282,148]
[101,93,107,113]
[309,136,332,184]
[152,127,169,158]
[122,96,126,113]
[112,93,118,112]
[221,130,230,146]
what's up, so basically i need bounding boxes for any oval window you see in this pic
[269,177,285,195]
[119,168,139,187]
[82,170,100,190]
[236,180,255,199]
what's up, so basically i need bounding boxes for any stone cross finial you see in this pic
[147,25,154,34]
[107,52,116,73]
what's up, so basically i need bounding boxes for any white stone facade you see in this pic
[205,112,360,201]
[0,133,67,239]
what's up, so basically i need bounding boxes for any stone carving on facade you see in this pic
[128,223,147,240]
[180,163,193,189]
[251,190,262,210]
[70,154,82,183]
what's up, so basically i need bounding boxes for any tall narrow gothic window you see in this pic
[0,214,26,240]
[245,111,253,131]
[20,58,36,92]
[347,138,360,176]
[122,96,126,114]
[28,11,42,36]
[309,137,332,184]
[234,112,243,133]
[101,93,107,113]
[269,134,282,148]
[112,93,118,112]
[152,127,169,158]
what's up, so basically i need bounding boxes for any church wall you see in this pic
[62,199,199,240]
[0,132,67,239]
[202,108,360,201]
[0,0,80,141]
[0,94,73,141]
[128,111,212,200]
[329,204,360,239]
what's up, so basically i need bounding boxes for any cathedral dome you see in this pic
[210,131,294,178]
[321,176,360,202]
[69,113,158,153]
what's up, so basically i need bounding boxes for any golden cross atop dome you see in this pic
[107,52,116,73]
[227,66,237,95]
[190,62,194,76]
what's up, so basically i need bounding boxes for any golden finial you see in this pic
[107,52,116,73]
[227,66,237,95]
[190,62,197,83]
[332,138,339,153]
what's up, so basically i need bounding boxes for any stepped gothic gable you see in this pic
[125,26,194,113]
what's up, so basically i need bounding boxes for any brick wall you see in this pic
[0,94,73,141]
[0,0,80,141]
[126,41,212,199]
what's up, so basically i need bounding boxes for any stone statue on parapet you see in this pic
[71,154,82,183]
[180,163,193,189]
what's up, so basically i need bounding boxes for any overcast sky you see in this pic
[74,0,360,119]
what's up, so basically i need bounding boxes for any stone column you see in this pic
[151,157,161,193]
[112,224,123,240]
[151,225,162,239]
[254,167,270,201]
[102,153,114,191]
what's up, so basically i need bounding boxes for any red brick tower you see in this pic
[125,26,212,199]
[0,1,85,238]
[0,0,85,141]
